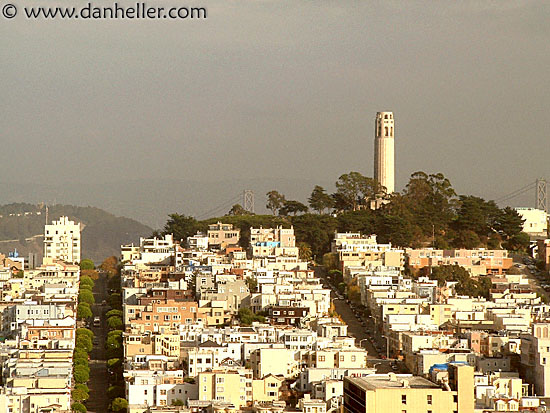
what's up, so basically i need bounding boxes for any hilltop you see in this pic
[0,203,153,263]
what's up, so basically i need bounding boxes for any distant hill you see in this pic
[0,203,153,264]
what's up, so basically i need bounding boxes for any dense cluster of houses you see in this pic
[0,217,81,413]
[335,232,550,412]
[121,224,368,413]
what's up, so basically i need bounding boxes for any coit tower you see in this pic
[374,111,395,194]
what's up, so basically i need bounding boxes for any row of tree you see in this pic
[71,273,96,413]
[159,171,530,261]
[103,257,128,413]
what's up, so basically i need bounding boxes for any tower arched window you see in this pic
[390,127,393,136]
[385,127,389,136]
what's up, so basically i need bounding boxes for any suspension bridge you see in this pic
[494,178,547,212]
[195,190,255,220]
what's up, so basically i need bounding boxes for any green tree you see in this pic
[291,214,338,261]
[266,190,286,215]
[403,171,457,239]
[107,358,122,370]
[109,293,122,310]
[108,275,122,291]
[496,207,525,241]
[279,200,308,216]
[162,213,201,242]
[80,283,93,291]
[454,196,500,240]
[337,209,377,234]
[108,385,125,399]
[74,358,89,368]
[172,399,185,406]
[430,265,492,299]
[105,309,123,319]
[308,185,334,214]
[76,328,93,340]
[78,290,95,305]
[245,277,258,293]
[71,402,87,413]
[297,242,312,261]
[106,332,123,358]
[73,347,89,361]
[237,308,265,325]
[76,335,93,353]
[80,275,95,288]
[453,230,482,249]
[14,270,24,278]
[507,232,530,252]
[110,398,128,412]
[107,316,123,330]
[77,303,93,320]
[334,172,382,211]
[322,252,339,271]
[72,384,90,402]
[74,365,90,384]
[227,204,250,216]
[80,259,95,270]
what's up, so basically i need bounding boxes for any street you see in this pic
[86,273,109,413]
[317,267,399,374]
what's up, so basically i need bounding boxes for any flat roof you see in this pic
[347,374,441,390]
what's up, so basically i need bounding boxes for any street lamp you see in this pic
[382,335,390,359]
[359,338,369,349]
[371,362,382,372]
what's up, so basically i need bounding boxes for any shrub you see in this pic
[105,309,123,319]
[72,384,90,402]
[77,303,93,320]
[74,347,89,361]
[76,336,93,353]
[71,402,87,412]
[74,365,90,384]
[110,397,128,412]
[80,259,95,270]
[78,290,95,305]
[108,385,125,399]
[76,328,94,340]
[107,316,123,330]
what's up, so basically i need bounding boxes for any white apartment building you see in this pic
[515,208,548,237]
[43,216,81,264]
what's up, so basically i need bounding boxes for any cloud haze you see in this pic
[1,0,549,224]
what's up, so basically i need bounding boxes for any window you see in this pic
[453,395,458,403]
[402,395,406,404]
[427,395,432,405]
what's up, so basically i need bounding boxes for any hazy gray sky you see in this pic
[1,0,549,223]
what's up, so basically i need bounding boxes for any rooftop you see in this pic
[347,374,441,390]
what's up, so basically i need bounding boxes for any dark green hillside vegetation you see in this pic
[160,171,529,261]
[0,203,152,262]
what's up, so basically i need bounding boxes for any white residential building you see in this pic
[43,216,81,264]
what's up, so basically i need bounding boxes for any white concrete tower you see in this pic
[374,111,395,194]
